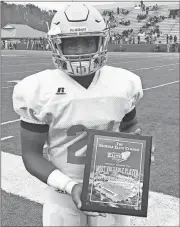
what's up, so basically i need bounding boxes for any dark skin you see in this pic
[62,36,98,55]
[73,73,95,89]
[21,36,155,218]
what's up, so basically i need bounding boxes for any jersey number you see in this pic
[67,125,88,165]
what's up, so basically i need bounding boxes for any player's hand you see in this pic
[133,128,155,163]
[71,183,106,217]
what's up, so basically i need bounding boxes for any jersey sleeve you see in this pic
[12,72,50,124]
[125,73,143,114]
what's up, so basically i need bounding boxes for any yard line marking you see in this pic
[1,151,179,226]
[131,63,179,71]
[2,70,41,75]
[143,80,179,91]
[1,55,26,57]
[1,136,14,141]
[109,52,179,55]
[6,80,20,83]
[2,63,178,76]
[118,59,174,64]
[110,57,179,64]
[2,86,14,89]
[2,80,19,88]
[109,53,177,57]
[2,63,52,67]
[2,54,175,65]
[1,59,51,64]
[109,53,179,59]
[1,119,20,125]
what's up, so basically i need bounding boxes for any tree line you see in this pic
[1,1,56,32]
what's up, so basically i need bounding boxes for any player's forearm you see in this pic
[22,149,78,194]
[22,149,56,184]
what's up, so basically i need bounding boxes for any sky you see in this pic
[7,1,178,11]
[8,1,116,10]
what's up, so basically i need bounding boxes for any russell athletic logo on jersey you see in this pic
[56,87,66,95]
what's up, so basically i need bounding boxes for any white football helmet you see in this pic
[47,3,110,76]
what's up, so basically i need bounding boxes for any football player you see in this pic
[13,3,154,226]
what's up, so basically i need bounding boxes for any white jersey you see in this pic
[13,65,143,182]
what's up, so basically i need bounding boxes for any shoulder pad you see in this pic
[12,70,52,124]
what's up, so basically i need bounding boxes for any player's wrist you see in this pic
[47,169,78,194]
[65,180,79,195]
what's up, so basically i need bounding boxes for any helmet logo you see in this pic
[54,22,60,25]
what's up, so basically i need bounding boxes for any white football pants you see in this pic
[43,187,131,226]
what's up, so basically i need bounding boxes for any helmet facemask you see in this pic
[48,30,110,76]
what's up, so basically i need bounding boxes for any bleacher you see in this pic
[104,3,179,43]
[170,19,180,37]
[111,7,147,34]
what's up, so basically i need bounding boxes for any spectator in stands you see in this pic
[145,36,149,44]
[166,34,169,44]
[129,36,132,44]
[125,36,128,44]
[137,14,147,21]
[117,7,120,15]
[138,35,140,44]
[109,35,112,44]
[9,42,13,49]
[118,35,121,44]
[152,33,156,44]
[140,0,143,8]
[146,7,149,15]
[169,35,173,44]
[142,4,145,11]
[174,35,177,43]
[149,34,152,44]
[133,36,135,44]
[112,35,115,44]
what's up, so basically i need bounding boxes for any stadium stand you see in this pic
[104,3,179,45]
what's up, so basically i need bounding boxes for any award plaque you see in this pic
[81,129,152,217]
